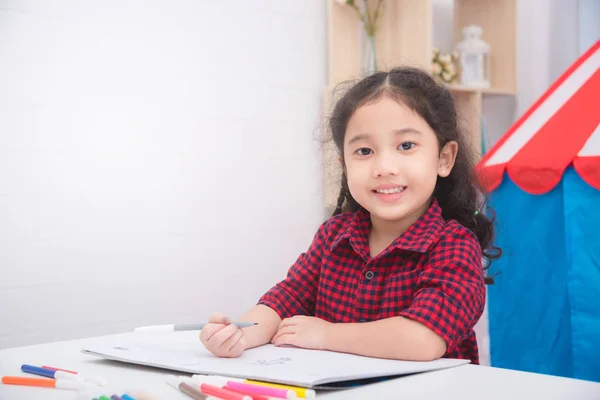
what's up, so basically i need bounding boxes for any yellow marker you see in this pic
[245,380,316,399]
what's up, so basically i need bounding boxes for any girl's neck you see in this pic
[369,214,418,243]
[368,200,431,256]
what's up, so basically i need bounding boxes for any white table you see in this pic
[1,332,598,400]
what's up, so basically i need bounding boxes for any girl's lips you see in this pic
[372,184,405,191]
[372,186,406,203]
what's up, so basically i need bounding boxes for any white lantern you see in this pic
[455,25,491,88]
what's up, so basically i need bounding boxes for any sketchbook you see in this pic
[82,339,470,389]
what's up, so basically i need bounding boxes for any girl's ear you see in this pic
[438,141,458,177]
[338,156,347,172]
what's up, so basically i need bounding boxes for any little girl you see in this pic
[200,66,500,364]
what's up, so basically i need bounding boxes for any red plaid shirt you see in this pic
[259,199,486,364]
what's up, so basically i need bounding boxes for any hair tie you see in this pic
[474,211,479,216]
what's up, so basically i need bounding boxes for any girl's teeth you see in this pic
[376,187,405,194]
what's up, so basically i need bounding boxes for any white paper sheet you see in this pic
[82,341,469,388]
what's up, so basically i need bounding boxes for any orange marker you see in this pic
[1,376,89,390]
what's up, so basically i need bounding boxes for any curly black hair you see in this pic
[328,66,501,283]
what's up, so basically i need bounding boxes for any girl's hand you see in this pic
[199,313,247,358]
[271,316,332,350]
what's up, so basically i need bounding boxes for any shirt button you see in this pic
[365,270,375,280]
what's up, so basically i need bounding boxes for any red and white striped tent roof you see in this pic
[477,40,600,195]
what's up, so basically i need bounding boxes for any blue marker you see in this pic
[20,364,83,382]
[122,395,136,400]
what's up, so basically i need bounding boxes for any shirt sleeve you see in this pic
[257,221,327,319]
[398,226,486,354]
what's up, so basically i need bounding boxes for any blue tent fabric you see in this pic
[563,168,600,382]
[487,167,600,382]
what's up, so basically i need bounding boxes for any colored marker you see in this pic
[192,375,243,385]
[199,383,252,400]
[192,375,296,399]
[75,393,104,400]
[111,395,124,400]
[124,389,161,400]
[99,396,111,400]
[227,381,297,399]
[134,321,257,332]
[245,380,316,399]
[42,365,108,386]
[42,366,78,374]
[121,395,136,400]
[1,376,90,390]
[21,364,84,381]
[223,385,270,400]
[166,376,219,400]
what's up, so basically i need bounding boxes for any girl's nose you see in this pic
[372,152,400,178]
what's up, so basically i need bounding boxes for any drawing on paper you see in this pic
[248,357,293,366]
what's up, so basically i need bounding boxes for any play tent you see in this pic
[476,40,600,382]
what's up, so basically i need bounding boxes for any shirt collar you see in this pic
[330,198,446,256]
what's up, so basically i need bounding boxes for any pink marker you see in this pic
[223,386,270,400]
[226,381,297,399]
[199,383,252,400]
[191,375,296,399]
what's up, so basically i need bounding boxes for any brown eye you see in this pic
[355,148,373,156]
[399,142,415,151]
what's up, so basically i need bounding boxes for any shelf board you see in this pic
[454,0,517,93]
[445,83,516,96]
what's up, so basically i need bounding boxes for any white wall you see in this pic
[579,0,600,55]
[518,0,580,119]
[0,0,327,348]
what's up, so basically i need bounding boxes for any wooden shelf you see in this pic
[454,0,517,94]
[324,0,517,210]
[375,0,432,73]
[445,84,516,96]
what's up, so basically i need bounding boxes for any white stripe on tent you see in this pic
[578,123,600,157]
[484,49,600,166]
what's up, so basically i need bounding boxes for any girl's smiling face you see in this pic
[343,95,457,231]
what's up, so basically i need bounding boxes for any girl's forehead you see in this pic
[350,98,423,124]
[345,97,432,138]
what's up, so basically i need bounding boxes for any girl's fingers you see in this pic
[221,328,243,353]
[209,323,240,348]
[209,313,231,324]
[278,317,298,329]
[227,336,246,357]
[200,323,227,342]
[273,332,296,347]
[227,331,245,353]
[271,325,295,343]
